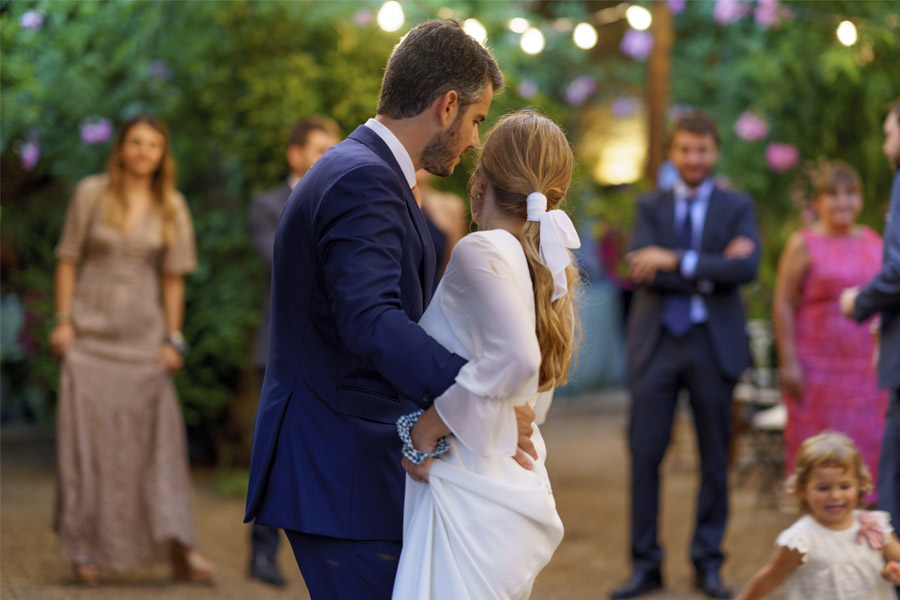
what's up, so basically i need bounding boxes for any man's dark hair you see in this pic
[377,19,504,119]
[288,116,341,148]
[670,109,721,148]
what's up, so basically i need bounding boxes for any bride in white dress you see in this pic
[391,110,581,600]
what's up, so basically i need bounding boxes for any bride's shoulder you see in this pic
[449,230,527,278]
[456,229,520,254]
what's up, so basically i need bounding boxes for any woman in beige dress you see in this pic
[48,116,214,584]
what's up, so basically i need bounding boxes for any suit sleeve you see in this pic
[433,233,541,458]
[854,181,900,320]
[250,192,280,268]
[629,194,700,295]
[317,165,465,402]
[691,194,760,285]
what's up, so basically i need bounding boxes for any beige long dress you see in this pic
[54,174,200,571]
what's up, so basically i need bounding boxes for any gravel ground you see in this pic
[1,391,795,599]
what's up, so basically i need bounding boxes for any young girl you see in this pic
[737,431,900,599]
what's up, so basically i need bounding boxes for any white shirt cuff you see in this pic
[680,250,698,278]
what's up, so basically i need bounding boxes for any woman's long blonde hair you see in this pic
[472,109,580,391]
[104,115,177,244]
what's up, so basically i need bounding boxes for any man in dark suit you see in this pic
[244,20,511,599]
[246,116,339,586]
[612,111,760,599]
[842,98,900,567]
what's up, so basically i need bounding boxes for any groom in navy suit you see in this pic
[245,20,506,599]
[612,111,760,599]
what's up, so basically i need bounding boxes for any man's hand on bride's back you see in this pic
[514,405,537,470]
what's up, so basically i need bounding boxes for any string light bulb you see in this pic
[573,22,598,49]
[625,5,652,31]
[836,20,857,46]
[377,1,404,32]
[520,27,545,55]
[463,18,487,44]
[509,18,529,33]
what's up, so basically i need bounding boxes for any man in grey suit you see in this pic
[842,99,900,571]
[612,111,760,599]
[247,116,340,586]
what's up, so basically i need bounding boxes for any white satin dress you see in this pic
[391,229,564,600]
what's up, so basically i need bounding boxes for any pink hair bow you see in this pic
[856,510,886,549]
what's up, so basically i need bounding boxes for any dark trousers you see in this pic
[627,325,734,575]
[879,391,900,600]
[285,529,401,600]
[250,523,280,561]
[250,367,281,564]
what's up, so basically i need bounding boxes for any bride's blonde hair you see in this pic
[471,109,580,391]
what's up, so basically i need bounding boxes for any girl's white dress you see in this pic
[391,230,565,600]
[776,509,895,599]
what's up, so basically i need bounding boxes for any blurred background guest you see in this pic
[415,168,467,281]
[247,115,340,586]
[49,116,214,584]
[774,160,887,496]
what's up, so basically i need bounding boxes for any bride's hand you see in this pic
[402,456,433,483]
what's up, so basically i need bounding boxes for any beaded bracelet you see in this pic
[396,410,450,465]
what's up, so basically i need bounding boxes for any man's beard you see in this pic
[421,113,464,177]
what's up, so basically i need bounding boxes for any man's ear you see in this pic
[432,90,459,128]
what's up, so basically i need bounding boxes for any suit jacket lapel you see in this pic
[701,187,723,251]
[347,126,436,306]
[657,191,676,248]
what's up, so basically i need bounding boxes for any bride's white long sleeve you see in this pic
[432,231,541,458]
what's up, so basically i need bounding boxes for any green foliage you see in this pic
[5,0,896,438]
[668,0,900,315]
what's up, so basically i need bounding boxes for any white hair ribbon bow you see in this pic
[525,192,581,301]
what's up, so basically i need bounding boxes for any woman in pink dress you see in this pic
[774,160,888,494]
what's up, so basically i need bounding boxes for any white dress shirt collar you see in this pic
[674,177,715,203]
[364,118,417,189]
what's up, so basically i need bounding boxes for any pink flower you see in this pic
[611,97,641,118]
[667,0,686,14]
[765,142,799,172]
[517,80,538,99]
[352,9,373,26]
[714,0,746,25]
[19,10,43,30]
[620,30,654,61]
[754,0,780,28]
[148,59,172,81]
[19,140,40,170]
[564,76,596,107]
[734,112,769,141]
[80,118,113,145]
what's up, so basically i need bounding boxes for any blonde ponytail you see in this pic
[473,109,581,391]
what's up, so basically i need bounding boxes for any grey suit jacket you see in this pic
[853,170,900,390]
[626,187,760,381]
[250,183,292,370]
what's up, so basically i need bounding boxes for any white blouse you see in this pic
[776,510,895,600]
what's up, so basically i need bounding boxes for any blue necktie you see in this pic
[661,197,695,336]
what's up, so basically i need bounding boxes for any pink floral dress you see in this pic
[784,227,888,490]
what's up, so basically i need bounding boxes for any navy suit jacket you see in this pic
[244,125,467,540]
[626,187,760,381]
[853,170,900,389]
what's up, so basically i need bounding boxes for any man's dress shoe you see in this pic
[249,554,286,587]
[610,570,663,598]
[695,571,731,598]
